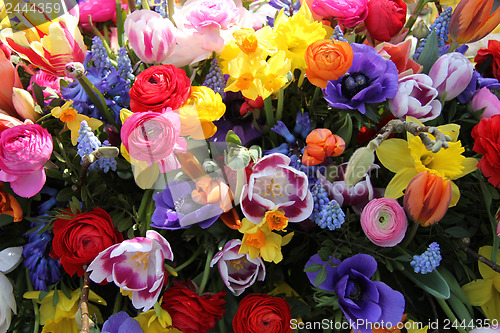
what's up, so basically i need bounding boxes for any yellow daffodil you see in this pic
[272,4,327,72]
[225,53,267,100]
[261,51,292,99]
[406,320,429,333]
[178,86,226,140]
[462,246,500,321]
[51,101,103,146]
[238,210,294,264]
[135,308,181,333]
[24,289,106,333]
[376,117,477,206]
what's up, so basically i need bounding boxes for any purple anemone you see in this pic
[305,253,404,333]
[323,43,399,114]
[102,312,144,333]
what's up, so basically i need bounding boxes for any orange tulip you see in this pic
[0,182,23,222]
[448,0,500,44]
[302,128,345,166]
[403,171,452,227]
[304,39,353,89]
[0,50,22,118]
[191,176,233,213]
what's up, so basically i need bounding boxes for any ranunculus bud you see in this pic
[361,198,407,247]
[302,129,345,166]
[364,0,407,42]
[403,171,452,227]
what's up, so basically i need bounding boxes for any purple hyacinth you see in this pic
[457,70,500,104]
[202,58,227,98]
[323,43,399,114]
[305,253,405,333]
[151,180,222,230]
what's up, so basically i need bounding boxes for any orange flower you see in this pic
[304,39,353,89]
[265,210,288,231]
[245,229,266,248]
[191,176,233,213]
[448,0,500,44]
[0,182,23,222]
[302,128,345,166]
[376,40,422,77]
[403,171,452,227]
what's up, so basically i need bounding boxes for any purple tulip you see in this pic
[389,73,442,122]
[428,52,473,101]
[305,253,405,333]
[210,239,265,296]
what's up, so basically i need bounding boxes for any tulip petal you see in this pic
[376,139,414,173]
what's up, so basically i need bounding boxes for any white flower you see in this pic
[0,246,23,333]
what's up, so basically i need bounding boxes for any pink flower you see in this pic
[124,10,176,64]
[0,123,53,198]
[428,52,474,101]
[210,239,265,296]
[121,108,187,173]
[87,230,173,311]
[79,0,128,32]
[311,0,369,28]
[389,74,442,122]
[471,87,500,119]
[360,198,407,247]
[28,71,62,102]
[240,153,313,224]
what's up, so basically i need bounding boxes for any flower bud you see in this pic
[344,144,376,188]
[11,88,38,121]
[225,145,251,171]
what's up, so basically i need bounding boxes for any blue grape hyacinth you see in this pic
[77,120,117,173]
[310,181,345,230]
[203,58,227,98]
[411,242,442,274]
[414,7,452,60]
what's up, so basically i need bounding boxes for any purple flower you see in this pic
[151,180,222,230]
[102,312,144,333]
[210,239,265,296]
[323,43,399,114]
[428,52,473,101]
[305,253,405,333]
[457,70,500,104]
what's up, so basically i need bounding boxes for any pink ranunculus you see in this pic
[87,230,173,311]
[124,10,176,64]
[471,87,500,119]
[389,74,442,122]
[120,108,187,173]
[360,198,407,247]
[311,0,369,28]
[240,153,314,224]
[0,123,53,198]
[79,0,128,32]
[210,239,265,296]
[428,52,474,101]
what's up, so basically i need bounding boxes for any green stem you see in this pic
[77,75,118,128]
[479,175,499,262]
[175,246,204,272]
[309,87,321,112]
[36,113,53,124]
[116,0,124,47]
[137,189,154,221]
[401,222,419,248]
[198,247,214,296]
[112,292,123,315]
[142,0,150,10]
[436,299,468,333]
[275,87,284,122]
[233,169,245,206]
[263,96,275,127]
[26,268,39,333]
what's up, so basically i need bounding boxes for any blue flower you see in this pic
[411,242,442,274]
[323,43,399,114]
[457,70,500,104]
[102,312,144,333]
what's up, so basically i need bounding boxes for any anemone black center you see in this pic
[341,72,371,100]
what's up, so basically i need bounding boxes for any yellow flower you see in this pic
[238,212,294,264]
[272,4,327,72]
[51,101,103,145]
[178,86,226,139]
[406,320,429,333]
[376,117,477,206]
[225,53,267,100]
[135,309,180,333]
[260,51,291,99]
[462,246,500,321]
[24,289,106,333]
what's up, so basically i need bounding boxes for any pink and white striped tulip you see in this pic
[124,10,176,64]
[360,198,407,247]
[87,230,173,311]
[428,52,474,101]
[240,153,314,224]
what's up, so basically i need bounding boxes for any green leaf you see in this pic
[314,268,327,287]
[417,30,440,74]
[439,267,473,314]
[385,259,394,273]
[52,289,59,308]
[336,114,353,147]
[38,290,49,302]
[445,226,471,238]
[304,264,324,273]
[60,282,72,300]
[225,130,242,146]
[31,82,45,106]
[447,293,473,323]
[401,263,450,299]
[56,188,75,202]
[69,196,81,215]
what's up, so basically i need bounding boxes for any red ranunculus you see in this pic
[233,294,292,333]
[51,208,123,277]
[475,39,500,81]
[129,64,191,113]
[161,281,226,333]
[364,0,407,42]
[472,114,500,188]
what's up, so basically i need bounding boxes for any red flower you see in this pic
[472,114,500,188]
[364,0,406,42]
[233,294,292,333]
[51,208,123,277]
[161,282,226,333]
[129,65,191,113]
[475,40,500,81]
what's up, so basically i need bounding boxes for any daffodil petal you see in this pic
[451,157,478,180]
[133,162,160,190]
[462,279,493,306]
[450,181,460,207]
[437,123,460,141]
[376,139,415,173]
[384,168,418,199]
[478,246,500,280]
[482,293,500,321]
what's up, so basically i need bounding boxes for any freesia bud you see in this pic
[403,171,452,227]
[11,88,38,121]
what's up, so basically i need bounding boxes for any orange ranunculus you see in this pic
[304,39,353,89]
[302,128,345,166]
[403,171,452,227]
[0,182,23,222]
[448,0,500,44]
